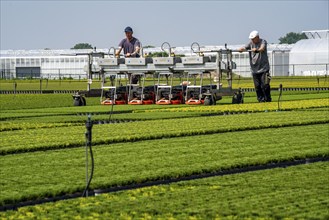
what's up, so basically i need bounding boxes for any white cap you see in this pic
[249,30,259,39]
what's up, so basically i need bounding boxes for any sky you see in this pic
[1,0,328,50]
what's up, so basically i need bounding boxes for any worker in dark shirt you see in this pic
[115,26,142,84]
[238,30,272,102]
[115,26,141,58]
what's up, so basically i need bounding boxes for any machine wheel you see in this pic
[73,95,86,106]
[81,96,86,106]
[204,95,213,105]
[74,99,81,106]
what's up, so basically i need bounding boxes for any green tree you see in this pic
[279,32,307,44]
[71,43,93,49]
[147,51,169,57]
[143,45,155,48]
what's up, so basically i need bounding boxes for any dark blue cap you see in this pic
[124,26,133,33]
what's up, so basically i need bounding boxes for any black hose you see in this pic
[82,116,94,197]
[109,90,115,121]
[82,142,94,197]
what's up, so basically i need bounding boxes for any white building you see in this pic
[0,49,92,79]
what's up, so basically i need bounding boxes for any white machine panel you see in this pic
[153,57,175,65]
[125,58,146,65]
[181,57,205,64]
[98,58,119,66]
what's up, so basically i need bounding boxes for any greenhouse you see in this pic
[289,30,329,76]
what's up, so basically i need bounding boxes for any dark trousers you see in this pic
[252,72,271,102]
[131,75,139,84]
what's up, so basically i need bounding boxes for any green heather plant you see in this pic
[0,110,328,155]
[1,160,328,218]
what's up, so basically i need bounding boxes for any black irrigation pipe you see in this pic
[1,156,328,212]
[0,119,144,132]
[0,87,328,94]
[241,87,329,92]
[0,90,78,94]
[0,110,133,121]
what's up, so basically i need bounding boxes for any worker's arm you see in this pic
[125,47,140,57]
[129,40,141,57]
[115,47,122,57]
[130,46,140,57]
[238,47,246,53]
[238,42,251,53]
[257,43,266,52]
[250,42,265,53]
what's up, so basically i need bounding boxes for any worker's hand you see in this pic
[125,53,131,57]
[115,53,119,58]
[238,48,244,53]
[251,48,258,53]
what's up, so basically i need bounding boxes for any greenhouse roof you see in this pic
[302,30,329,39]
[290,39,328,53]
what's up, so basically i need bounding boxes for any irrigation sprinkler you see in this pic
[82,115,94,197]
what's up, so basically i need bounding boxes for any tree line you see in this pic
[70,32,307,49]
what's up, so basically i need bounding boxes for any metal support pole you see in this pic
[271,52,274,76]
[278,84,283,111]
[88,54,92,92]
[14,81,17,94]
[59,69,61,86]
[216,51,221,89]
[227,49,233,89]
[39,78,42,93]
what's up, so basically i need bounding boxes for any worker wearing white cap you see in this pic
[238,31,271,102]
